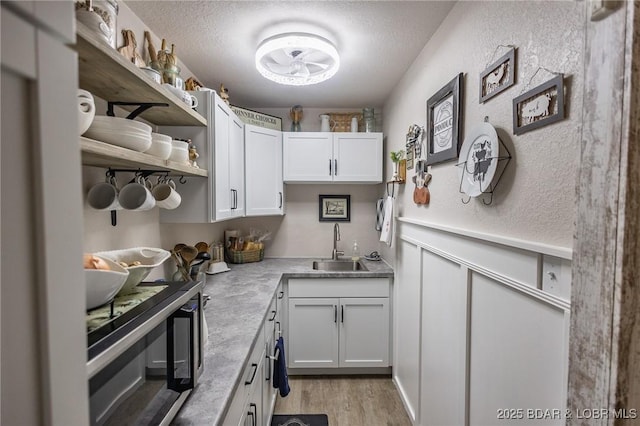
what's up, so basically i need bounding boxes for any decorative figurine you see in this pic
[219,84,230,105]
[188,143,200,168]
[290,105,303,132]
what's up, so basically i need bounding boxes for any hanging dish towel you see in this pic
[273,336,290,397]
[375,198,385,231]
[379,195,393,246]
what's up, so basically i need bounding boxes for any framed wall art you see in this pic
[318,194,351,222]
[479,47,516,103]
[512,74,565,135]
[426,73,464,166]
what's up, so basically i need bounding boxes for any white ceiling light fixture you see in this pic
[255,32,340,86]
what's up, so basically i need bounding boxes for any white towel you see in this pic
[379,195,393,246]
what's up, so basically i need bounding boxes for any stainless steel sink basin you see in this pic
[312,260,368,271]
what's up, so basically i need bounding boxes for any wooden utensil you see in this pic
[157,38,168,69]
[180,245,198,269]
[195,241,209,254]
[166,43,177,67]
[117,29,135,63]
[144,30,158,64]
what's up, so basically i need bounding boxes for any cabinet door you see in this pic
[283,132,333,182]
[288,298,339,368]
[214,99,232,220]
[245,125,283,216]
[339,298,390,367]
[2,5,88,425]
[333,133,383,183]
[229,115,245,217]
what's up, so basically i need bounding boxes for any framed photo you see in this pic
[426,73,464,166]
[319,195,350,222]
[512,74,565,135]
[479,47,516,103]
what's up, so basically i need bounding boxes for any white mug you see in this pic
[152,179,181,209]
[182,93,198,108]
[118,176,156,211]
[87,176,121,210]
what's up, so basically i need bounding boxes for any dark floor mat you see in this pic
[271,414,329,426]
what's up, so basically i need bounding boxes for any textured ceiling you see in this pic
[125,1,455,108]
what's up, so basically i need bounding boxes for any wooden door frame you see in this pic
[568,1,640,423]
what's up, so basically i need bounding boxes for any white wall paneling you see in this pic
[394,219,571,426]
[392,239,422,423]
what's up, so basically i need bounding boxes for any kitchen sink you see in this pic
[312,260,368,271]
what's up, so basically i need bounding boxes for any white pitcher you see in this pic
[77,89,95,135]
[319,114,335,132]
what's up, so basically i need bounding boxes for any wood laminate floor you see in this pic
[273,376,412,426]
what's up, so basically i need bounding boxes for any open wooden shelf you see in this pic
[75,23,206,127]
[81,137,208,177]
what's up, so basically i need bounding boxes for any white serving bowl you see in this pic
[145,137,172,160]
[85,256,129,310]
[169,140,190,164]
[94,247,171,295]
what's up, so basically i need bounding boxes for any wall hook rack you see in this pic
[456,133,512,206]
[386,181,397,198]
[106,101,169,120]
[105,168,173,227]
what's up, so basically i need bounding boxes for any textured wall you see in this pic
[382,1,585,258]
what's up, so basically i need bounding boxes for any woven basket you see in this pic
[225,248,264,264]
[327,112,362,132]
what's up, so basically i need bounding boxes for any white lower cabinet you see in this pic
[224,282,284,426]
[287,278,390,369]
[224,329,265,426]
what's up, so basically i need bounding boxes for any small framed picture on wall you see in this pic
[319,195,351,222]
[426,73,464,166]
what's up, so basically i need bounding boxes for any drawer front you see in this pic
[264,296,277,343]
[288,278,389,298]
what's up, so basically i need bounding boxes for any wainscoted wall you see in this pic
[394,219,571,426]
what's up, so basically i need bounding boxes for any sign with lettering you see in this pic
[230,106,282,131]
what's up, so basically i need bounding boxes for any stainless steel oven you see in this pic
[87,281,203,426]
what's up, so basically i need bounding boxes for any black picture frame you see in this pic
[318,195,350,222]
[512,74,565,135]
[426,73,464,166]
[479,47,516,103]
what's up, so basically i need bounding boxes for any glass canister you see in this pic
[75,0,119,49]
[363,107,375,132]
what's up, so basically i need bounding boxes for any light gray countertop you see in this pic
[171,257,393,425]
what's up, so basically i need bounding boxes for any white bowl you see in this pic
[84,128,152,152]
[90,115,152,134]
[145,138,172,160]
[151,132,172,144]
[85,256,129,310]
[94,247,171,295]
[169,146,189,164]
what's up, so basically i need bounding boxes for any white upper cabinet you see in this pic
[215,99,245,220]
[159,91,244,223]
[283,132,383,184]
[245,124,284,216]
[283,132,333,182]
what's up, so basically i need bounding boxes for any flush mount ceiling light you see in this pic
[255,32,340,86]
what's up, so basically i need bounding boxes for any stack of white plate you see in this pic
[85,116,152,152]
[145,132,172,160]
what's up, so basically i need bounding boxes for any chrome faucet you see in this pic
[332,223,344,260]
